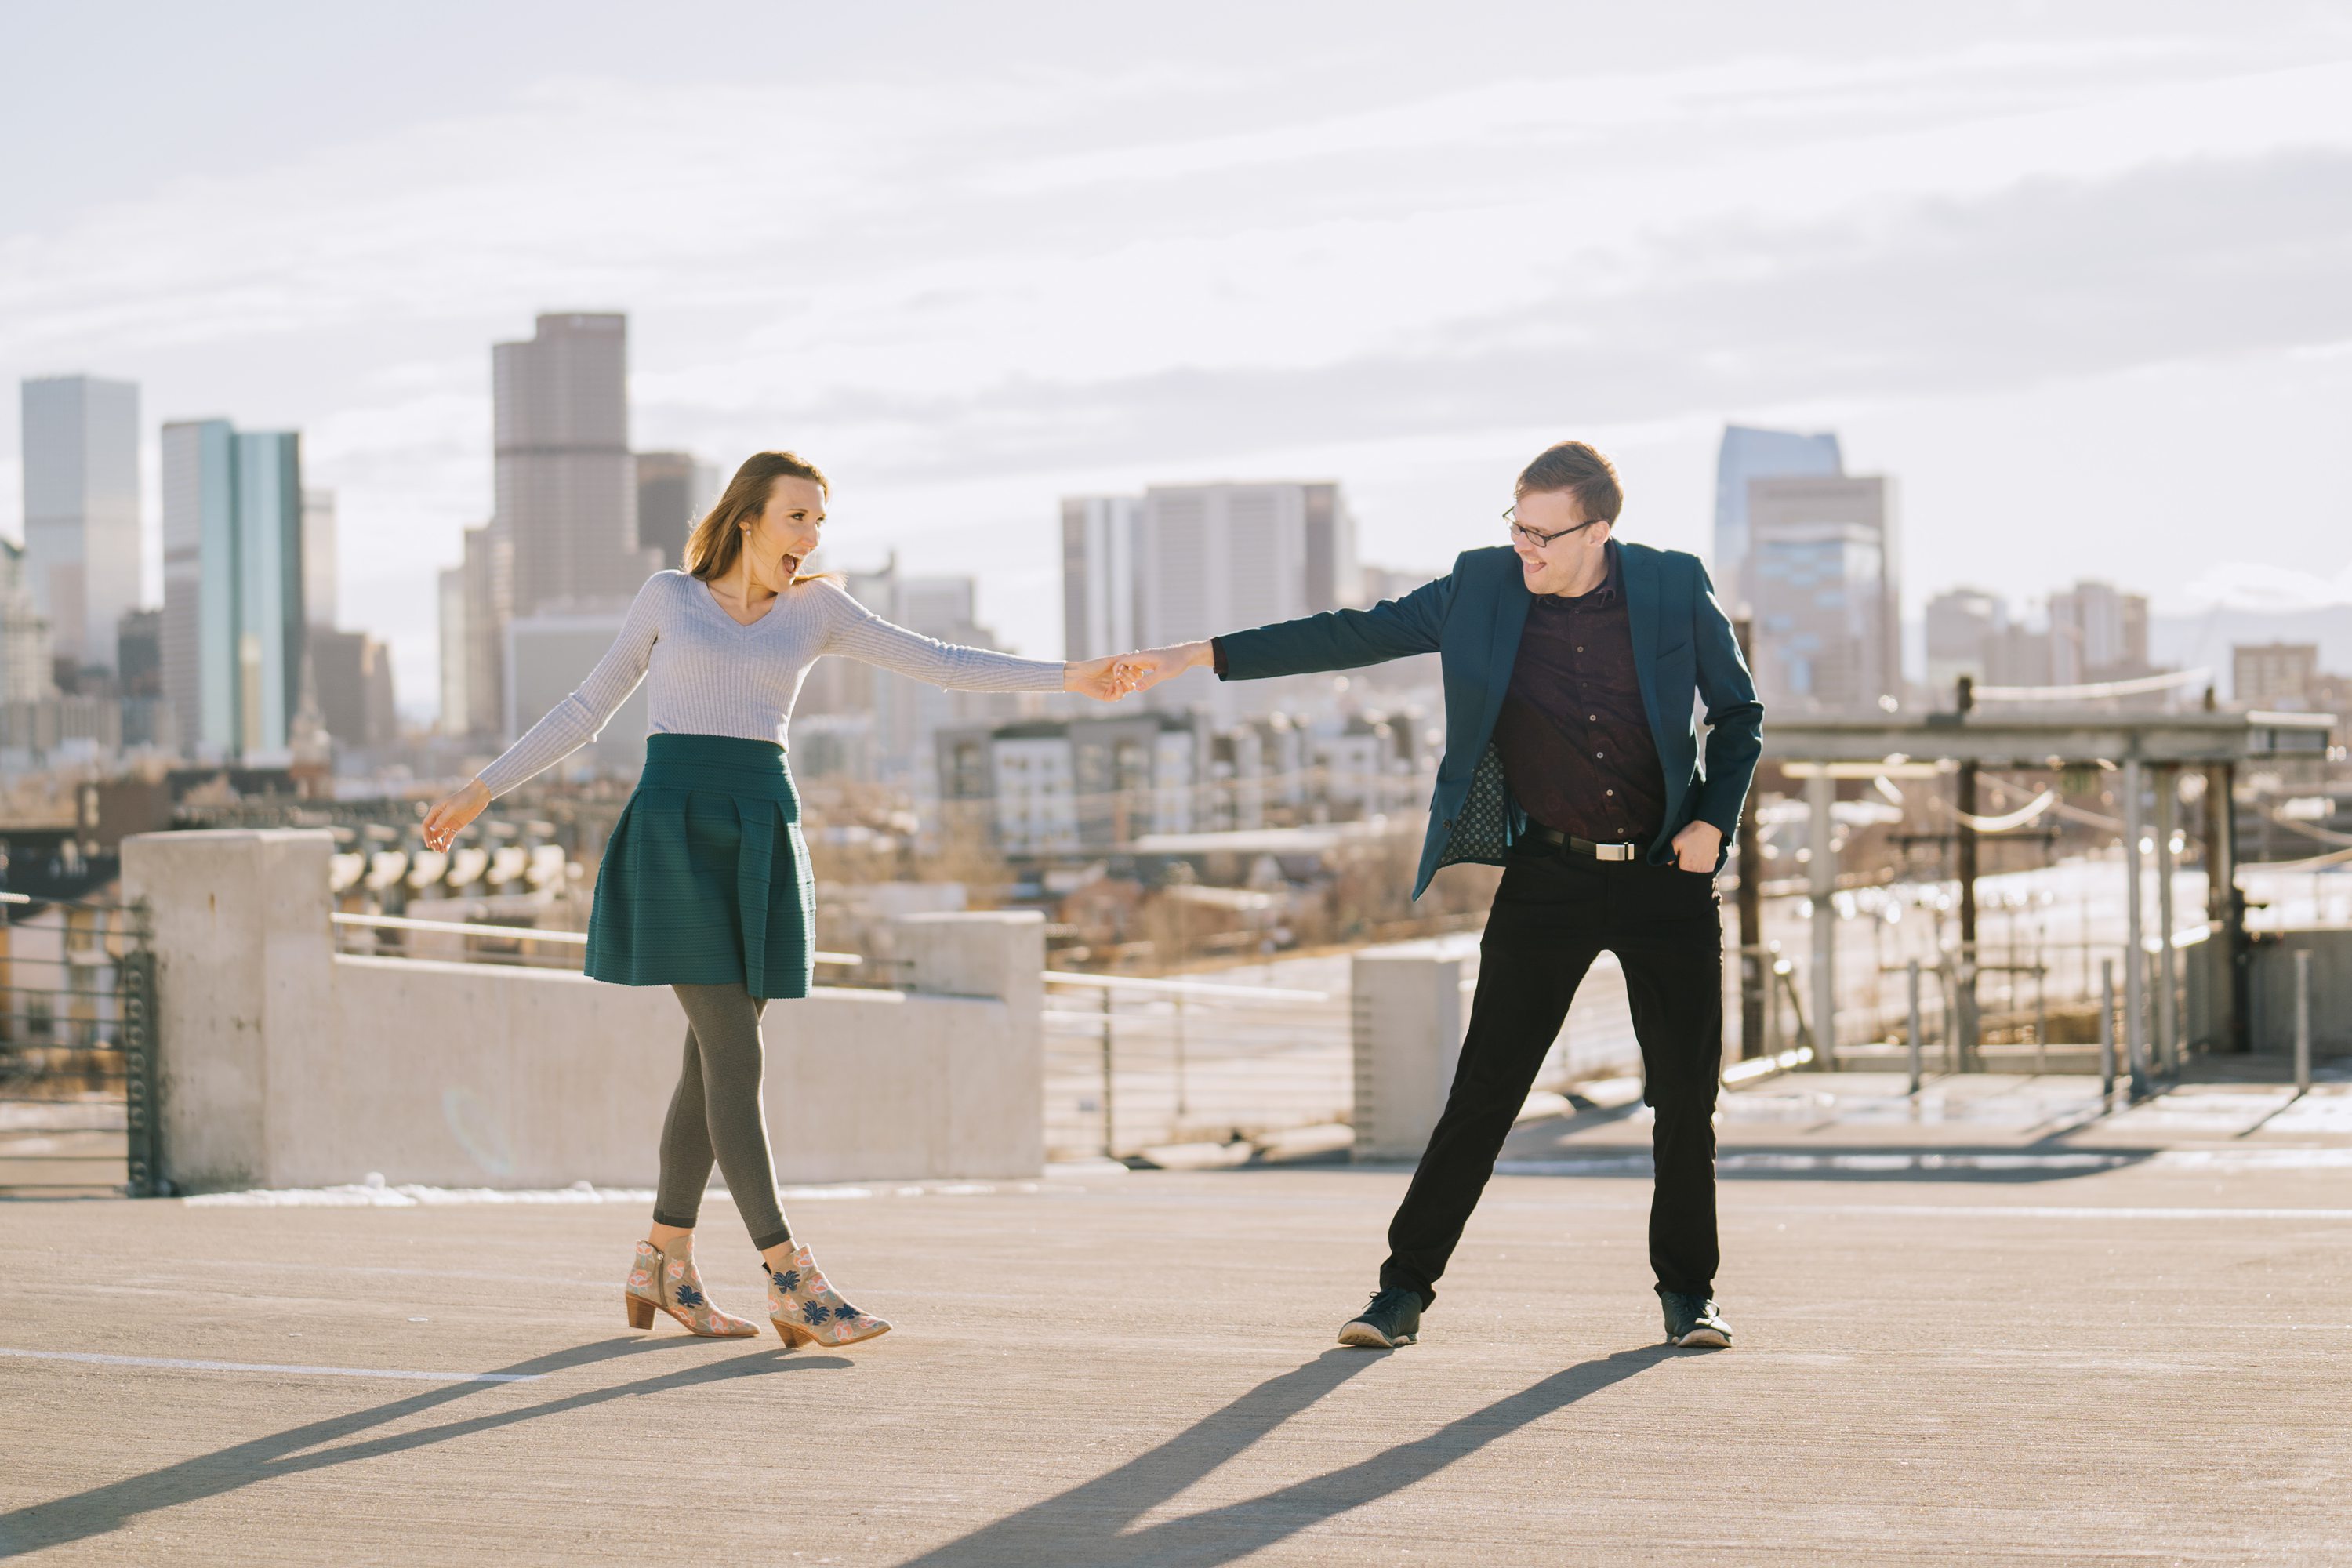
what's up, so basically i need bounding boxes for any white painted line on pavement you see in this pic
[0,1346,546,1383]
[1499,1148,2352,1176]
[1770,1204,2352,1221]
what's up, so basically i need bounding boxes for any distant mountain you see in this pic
[2152,604,2352,696]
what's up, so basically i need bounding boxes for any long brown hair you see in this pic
[682,451,832,584]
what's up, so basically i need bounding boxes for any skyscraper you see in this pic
[20,375,141,674]
[1134,481,1357,645]
[493,313,654,622]
[633,450,722,572]
[160,419,306,760]
[0,539,55,704]
[437,522,507,740]
[1712,425,1843,608]
[1925,586,2005,696]
[1063,481,1358,668]
[302,488,338,630]
[2047,579,2150,686]
[1746,474,1900,712]
[1060,495,1141,662]
[310,628,399,749]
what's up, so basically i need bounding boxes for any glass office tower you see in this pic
[161,419,305,760]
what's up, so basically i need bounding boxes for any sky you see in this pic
[5,2,2350,717]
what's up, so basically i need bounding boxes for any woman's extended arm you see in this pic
[816,581,1069,693]
[423,579,666,850]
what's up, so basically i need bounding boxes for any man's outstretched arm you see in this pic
[1120,569,1457,691]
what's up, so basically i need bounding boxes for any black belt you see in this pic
[1525,823,1641,862]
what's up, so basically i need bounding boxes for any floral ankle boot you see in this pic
[764,1243,891,1347]
[624,1237,758,1338]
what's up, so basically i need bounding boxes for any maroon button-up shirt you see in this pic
[1490,543,1666,846]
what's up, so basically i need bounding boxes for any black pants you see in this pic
[1380,842,1725,1306]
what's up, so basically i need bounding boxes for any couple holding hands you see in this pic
[422,437,1762,1352]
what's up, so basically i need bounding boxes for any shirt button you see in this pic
[1605,789,1614,797]
[1595,750,1604,759]
[1588,715,1596,721]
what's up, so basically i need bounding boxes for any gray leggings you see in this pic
[652,982,793,1252]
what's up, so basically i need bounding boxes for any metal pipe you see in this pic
[1098,985,1117,1158]
[1953,677,1978,1073]
[1907,959,1924,1096]
[1174,985,1189,1121]
[2206,758,2245,1053]
[2154,766,2178,1073]
[2099,957,2117,1100]
[1735,619,1764,1062]
[2296,948,2313,1096]
[1809,770,1838,1069]
[2123,757,2151,1098]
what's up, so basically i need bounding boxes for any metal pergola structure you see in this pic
[1754,702,2337,1087]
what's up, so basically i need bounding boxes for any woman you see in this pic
[422,450,1134,1348]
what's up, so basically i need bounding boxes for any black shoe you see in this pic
[1658,1288,1732,1348]
[1338,1287,1421,1348]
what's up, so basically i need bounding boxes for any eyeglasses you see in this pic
[1503,505,1603,550]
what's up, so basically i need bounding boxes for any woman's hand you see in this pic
[1065,655,1143,702]
[421,779,492,851]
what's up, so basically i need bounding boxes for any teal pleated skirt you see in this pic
[585,733,815,1000]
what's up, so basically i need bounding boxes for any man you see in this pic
[1117,441,1762,1350]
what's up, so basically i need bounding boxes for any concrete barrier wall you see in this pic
[1350,936,1475,1160]
[123,829,1045,1192]
[2248,929,2352,1058]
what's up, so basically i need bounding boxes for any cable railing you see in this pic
[1041,969,1350,1161]
[0,892,161,1196]
[328,912,866,974]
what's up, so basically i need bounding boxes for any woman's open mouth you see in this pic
[782,553,804,576]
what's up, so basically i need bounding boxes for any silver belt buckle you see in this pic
[1595,841,1635,862]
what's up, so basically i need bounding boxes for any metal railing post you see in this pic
[1906,959,1923,1096]
[2099,957,2117,1102]
[1807,770,1837,1069]
[2295,949,2313,1096]
[1174,985,1189,1123]
[2154,766,2179,1073]
[2123,757,2151,1093]
[119,902,163,1197]
[1098,985,1117,1159]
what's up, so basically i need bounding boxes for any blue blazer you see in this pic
[1217,542,1764,899]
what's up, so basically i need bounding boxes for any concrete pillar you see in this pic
[886,910,1046,1176]
[120,829,336,1192]
[1351,940,1468,1160]
[1808,770,1837,1066]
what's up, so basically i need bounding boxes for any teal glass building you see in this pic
[161,419,305,760]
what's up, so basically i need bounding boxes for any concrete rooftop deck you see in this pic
[5,1073,2351,1565]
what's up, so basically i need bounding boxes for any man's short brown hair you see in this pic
[1515,441,1623,524]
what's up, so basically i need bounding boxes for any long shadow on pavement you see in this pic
[901,1344,1671,1567]
[0,1334,845,1559]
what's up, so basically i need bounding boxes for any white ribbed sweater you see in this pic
[477,571,1065,797]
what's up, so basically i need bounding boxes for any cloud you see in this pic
[637,148,2352,485]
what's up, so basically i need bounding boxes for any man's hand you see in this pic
[1671,819,1724,873]
[1113,641,1215,694]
